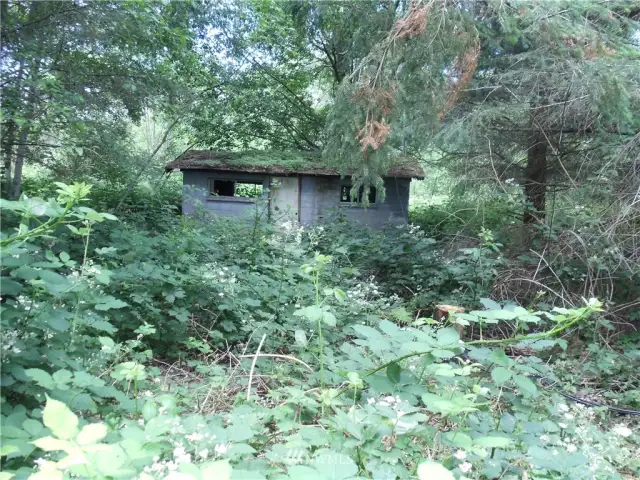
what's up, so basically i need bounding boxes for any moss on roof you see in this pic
[165,150,425,179]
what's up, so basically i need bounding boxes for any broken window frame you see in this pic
[208,179,264,200]
[339,184,377,204]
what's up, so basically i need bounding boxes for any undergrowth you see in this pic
[1,184,638,480]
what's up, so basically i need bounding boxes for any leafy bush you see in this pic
[1,186,638,480]
[409,196,520,240]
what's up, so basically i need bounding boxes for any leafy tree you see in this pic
[436,0,640,223]
[0,0,203,198]
[323,0,640,221]
[182,0,400,152]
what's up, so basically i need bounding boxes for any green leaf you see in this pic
[1,426,29,439]
[26,369,55,389]
[52,370,73,389]
[244,298,261,307]
[480,309,517,321]
[100,212,118,221]
[38,270,67,285]
[98,337,115,349]
[528,446,588,471]
[59,252,70,263]
[386,362,401,384]
[227,424,254,442]
[513,374,538,397]
[76,423,108,445]
[0,472,15,480]
[322,311,336,327]
[42,395,78,440]
[22,418,44,436]
[294,329,308,347]
[12,266,39,280]
[95,444,128,476]
[72,371,105,388]
[89,320,117,333]
[32,436,69,451]
[490,348,511,367]
[286,466,324,480]
[491,367,512,385]
[46,313,70,332]
[94,296,128,311]
[201,460,232,479]
[310,451,357,480]
[442,431,473,448]
[480,298,502,310]
[0,444,19,457]
[293,305,323,322]
[436,327,460,346]
[417,461,455,480]
[431,349,456,359]
[0,277,22,295]
[95,271,111,285]
[474,436,513,448]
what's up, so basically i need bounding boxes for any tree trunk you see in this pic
[11,125,31,199]
[2,122,16,193]
[523,131,548,224]
[7,5,41,199]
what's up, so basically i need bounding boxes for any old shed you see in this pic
[165,151,424,228]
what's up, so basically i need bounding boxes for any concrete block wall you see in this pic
[183,170,411,228]
[182,170,269,220]
[299,175,410,228]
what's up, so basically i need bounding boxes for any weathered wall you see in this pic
[298,176,410,228]
[182,170,411,228]
[182,170,269,219]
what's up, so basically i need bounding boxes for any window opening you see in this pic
[340,185,376,204]
[210,179,234,196]
[209,180,263,198]
[235,182,263,198]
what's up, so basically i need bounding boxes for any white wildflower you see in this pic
[367,397,376,405]
[173,446,191,464]
[459,462,472,473]
[214,444,228,455]
[198,449,209,459]
[612,425,633,437]
[454,450,466,460]
[567,444,577,452]
[186,432,203,442]
[540,435,550,442]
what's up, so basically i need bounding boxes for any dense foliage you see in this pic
[1,185,638,480]
[1,1,639,479]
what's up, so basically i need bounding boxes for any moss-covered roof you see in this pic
[165,150,425,179]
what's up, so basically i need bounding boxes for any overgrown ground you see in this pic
[1,184,638,480]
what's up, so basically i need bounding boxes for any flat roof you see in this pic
[165,150,425,179]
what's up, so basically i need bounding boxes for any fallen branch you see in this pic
[246,334,267,401]
[239,353,313,372]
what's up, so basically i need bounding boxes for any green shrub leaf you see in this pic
[25,369,55,389]
[386,362,401,384]
[76,423,108,445]
[491,367,512,385]
[42,396,78,440]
